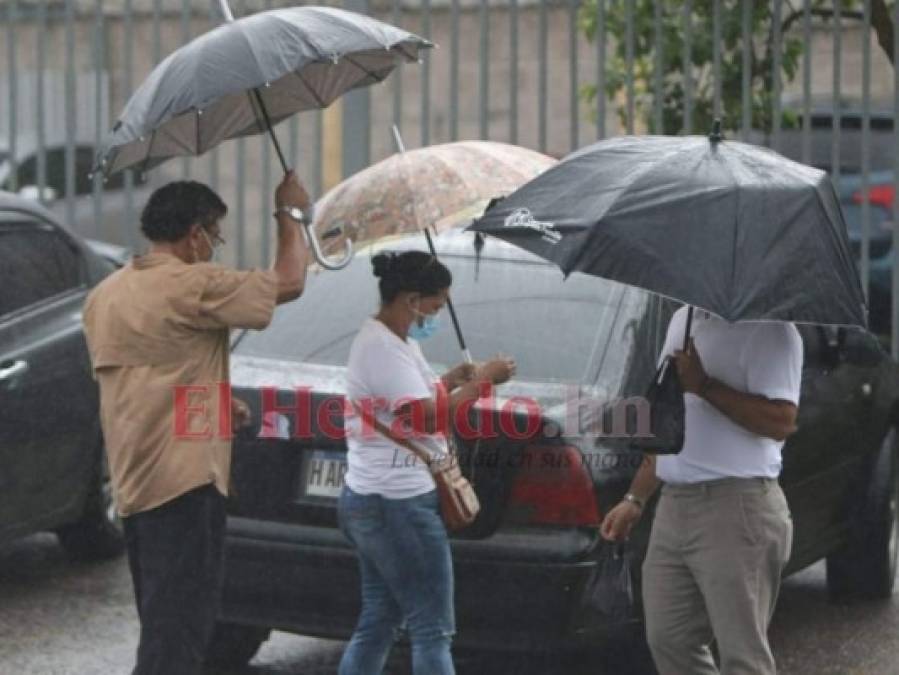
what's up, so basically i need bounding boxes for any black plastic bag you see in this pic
[582,542,637,623]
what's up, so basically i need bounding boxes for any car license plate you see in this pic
[302,450,347,499]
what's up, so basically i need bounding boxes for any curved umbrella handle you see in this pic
[302,222,354,270]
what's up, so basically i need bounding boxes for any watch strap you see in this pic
[623,492,645,509]
[273,205,306,224]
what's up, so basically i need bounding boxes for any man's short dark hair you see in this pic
[140,181,227,243]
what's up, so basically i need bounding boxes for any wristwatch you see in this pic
[274,205,307,224]
[623,492,645,510]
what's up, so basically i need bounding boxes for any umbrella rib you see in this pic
[393,41,415,62]
[141,128,158,176]
[344,55,384,84]
[292,70,327,109]
[715,147,741,313]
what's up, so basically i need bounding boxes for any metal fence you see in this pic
[2,0,899,353]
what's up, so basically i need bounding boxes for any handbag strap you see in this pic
[351,401,444,473]
[683,305,694,352]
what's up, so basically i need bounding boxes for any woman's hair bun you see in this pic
[371,252,396,278]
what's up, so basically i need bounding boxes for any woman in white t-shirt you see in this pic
[337,251,515,675]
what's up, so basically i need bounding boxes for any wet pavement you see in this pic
[1,533,898,675]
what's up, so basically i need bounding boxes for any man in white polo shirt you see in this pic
[601,306,803,675]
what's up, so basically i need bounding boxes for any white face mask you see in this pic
[199,228,219,263]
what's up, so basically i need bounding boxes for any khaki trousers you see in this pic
[642,477,793,675]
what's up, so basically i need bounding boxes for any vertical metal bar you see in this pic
[261,0,274,267]
[860,0,872,303]
[569,0,579,150]
[421,0,432,146]
[653,0,664,134]
[208,146,219,192]
[36,0,47,197]
[153,0,163,194]
[124,0,136,248]
[509,0,519,144]
[713,0,722,121]
[801,0,812,164]
[236,132,247,267]
[208,2,220,192]
[449,0,460,141]
[596,0,606,140]
[625,0,635,134]
[392,0,403,133]
[479,0,489,140]
[772,0,783,152]
[683,0,693,134]
[832,0,842,186]
[94,0,105,240]
[741,0,751,140]
[235,0,247,268]
[6,0,18,194]
[314,110,324,198]
[153,0,162,66]
[892,0,899,356]
[181,0,192,177]
[342,0,373,178]
[538,0,548,152]
[261,139,272,266]
[65,0,76,228]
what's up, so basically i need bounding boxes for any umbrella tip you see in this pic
[709,118,724,143]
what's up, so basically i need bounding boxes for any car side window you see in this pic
[0,221,85,317]
[14,146,145,195]
[15,148,68,195]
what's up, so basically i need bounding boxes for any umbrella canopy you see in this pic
[93,6,432,176]
[313,141,556,255]
[468,134,867,328]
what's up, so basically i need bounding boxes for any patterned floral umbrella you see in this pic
[314,141,556,255]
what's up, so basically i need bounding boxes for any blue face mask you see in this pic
[408,310,441,341]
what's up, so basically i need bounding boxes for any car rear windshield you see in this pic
[234,246,673,391]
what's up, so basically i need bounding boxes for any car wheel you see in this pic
[826,427,899,601]
[56,443,125,561]
[203,621,271,668]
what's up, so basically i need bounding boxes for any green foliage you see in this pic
[578,0,837,135]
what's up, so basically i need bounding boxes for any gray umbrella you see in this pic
[94,4,432,269]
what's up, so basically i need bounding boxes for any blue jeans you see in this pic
[337,486,455,675]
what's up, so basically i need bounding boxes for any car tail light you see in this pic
[506,445,601,527]
[852,185,895,210]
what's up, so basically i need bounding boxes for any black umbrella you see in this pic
[468,123,867,329]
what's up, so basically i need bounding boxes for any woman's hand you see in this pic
[442,362,478,391]
[477,355,516,385]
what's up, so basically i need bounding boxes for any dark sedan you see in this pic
[207,228,899,665]
[0,191,126,560]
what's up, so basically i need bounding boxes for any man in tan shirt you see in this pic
[83,172,311,675]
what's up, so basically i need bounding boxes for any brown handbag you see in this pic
[352,402,480,531]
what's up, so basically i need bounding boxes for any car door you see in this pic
[780,325,881,571]
[0,216,98,538]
